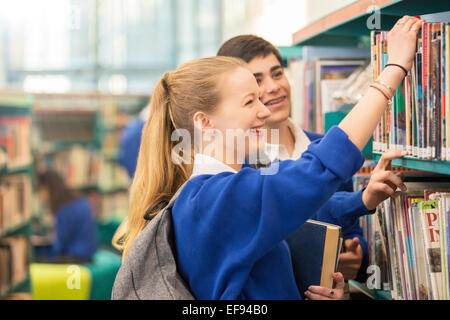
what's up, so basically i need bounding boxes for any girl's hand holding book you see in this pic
[386,16,425,72]
[304,272,345,300]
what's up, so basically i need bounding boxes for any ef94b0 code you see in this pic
[226,304,268,315]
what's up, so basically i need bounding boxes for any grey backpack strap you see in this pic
[143,181,190,221]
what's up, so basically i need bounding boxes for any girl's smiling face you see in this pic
[194,66,271,161]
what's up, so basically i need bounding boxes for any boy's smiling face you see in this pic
[247,53,291,127]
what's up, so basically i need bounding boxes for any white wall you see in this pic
[221,0,358,46]
[304,0,358,25]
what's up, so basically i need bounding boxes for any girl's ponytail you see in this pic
[113,74,192,258]
[113,56,246,259]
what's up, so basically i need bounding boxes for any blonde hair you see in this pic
[113,56,246,259]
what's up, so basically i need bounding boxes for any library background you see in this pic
[1,0,450,301]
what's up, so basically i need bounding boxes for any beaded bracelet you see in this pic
[374,79,395,97]
[369,83,393,106]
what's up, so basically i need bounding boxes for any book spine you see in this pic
[446,25,450,160]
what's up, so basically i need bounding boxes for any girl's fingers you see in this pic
[401,16,419,32]
[392,15,409,31]
[332,272,345,290]
[378,171,407,192]
[408,19,426,33]
[375,150,407,171]
[304,290,328,300]
[307,285,334,296]
[376,182,397,198]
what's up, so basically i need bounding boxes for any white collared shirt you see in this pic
[264,118,311,162]
[191,153,237,178]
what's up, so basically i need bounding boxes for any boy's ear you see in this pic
[193,111,214,131]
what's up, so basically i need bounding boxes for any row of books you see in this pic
[0,174,32,234]
[38,145,130,192]
[285,46,370,133]
[371,23,450,160]
[0,236,29,297]
[31,94,144,225]
[357,175,450,300]
[91,191,129,222]
[0,117,32,170]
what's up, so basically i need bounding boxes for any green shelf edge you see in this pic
[0,219,31,238]
[373,152,450,175]
[294,0,450,47]
[0,273,30,299]
[0,163,33,175]
[373,289,392,300]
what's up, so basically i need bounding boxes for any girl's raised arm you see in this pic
[338,16,424,150]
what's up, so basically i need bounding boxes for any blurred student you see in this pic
[32,170,98,263]
[118,106,150,178]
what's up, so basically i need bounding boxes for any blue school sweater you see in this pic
[304,130,369,283]
[35,197,98,261]
[172,126,369,300]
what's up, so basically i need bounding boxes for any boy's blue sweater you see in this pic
[304,130,369,283]
[118,117,145,178]
[172,126,370,300]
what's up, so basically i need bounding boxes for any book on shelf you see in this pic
[285,219,342,296]
[314,59,367,133]
[371,22,450,161]
[285,46,369,133]
[0,116,32,169]
[355,174,450,300]
[0,236,29,297]
[0,174,32,234]
[32,94,141,225]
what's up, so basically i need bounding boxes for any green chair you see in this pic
[84,249,122,300]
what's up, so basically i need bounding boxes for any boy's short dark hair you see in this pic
[217,35,282,65]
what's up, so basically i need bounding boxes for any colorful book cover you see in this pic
[419,200,442,300]
[429,192,450,300]
[395,82,407,151]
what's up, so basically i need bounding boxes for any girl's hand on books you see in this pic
[387,16,425,71]
[304,272,345,300]
[362,150,408,210]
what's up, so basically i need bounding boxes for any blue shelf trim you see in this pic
[373,153,450,175]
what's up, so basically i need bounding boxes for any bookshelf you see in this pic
[278,46,303,67]
[0,94,34,299]
[291,0,450,300]
[292,0,450,47]
[31,93,148,251]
